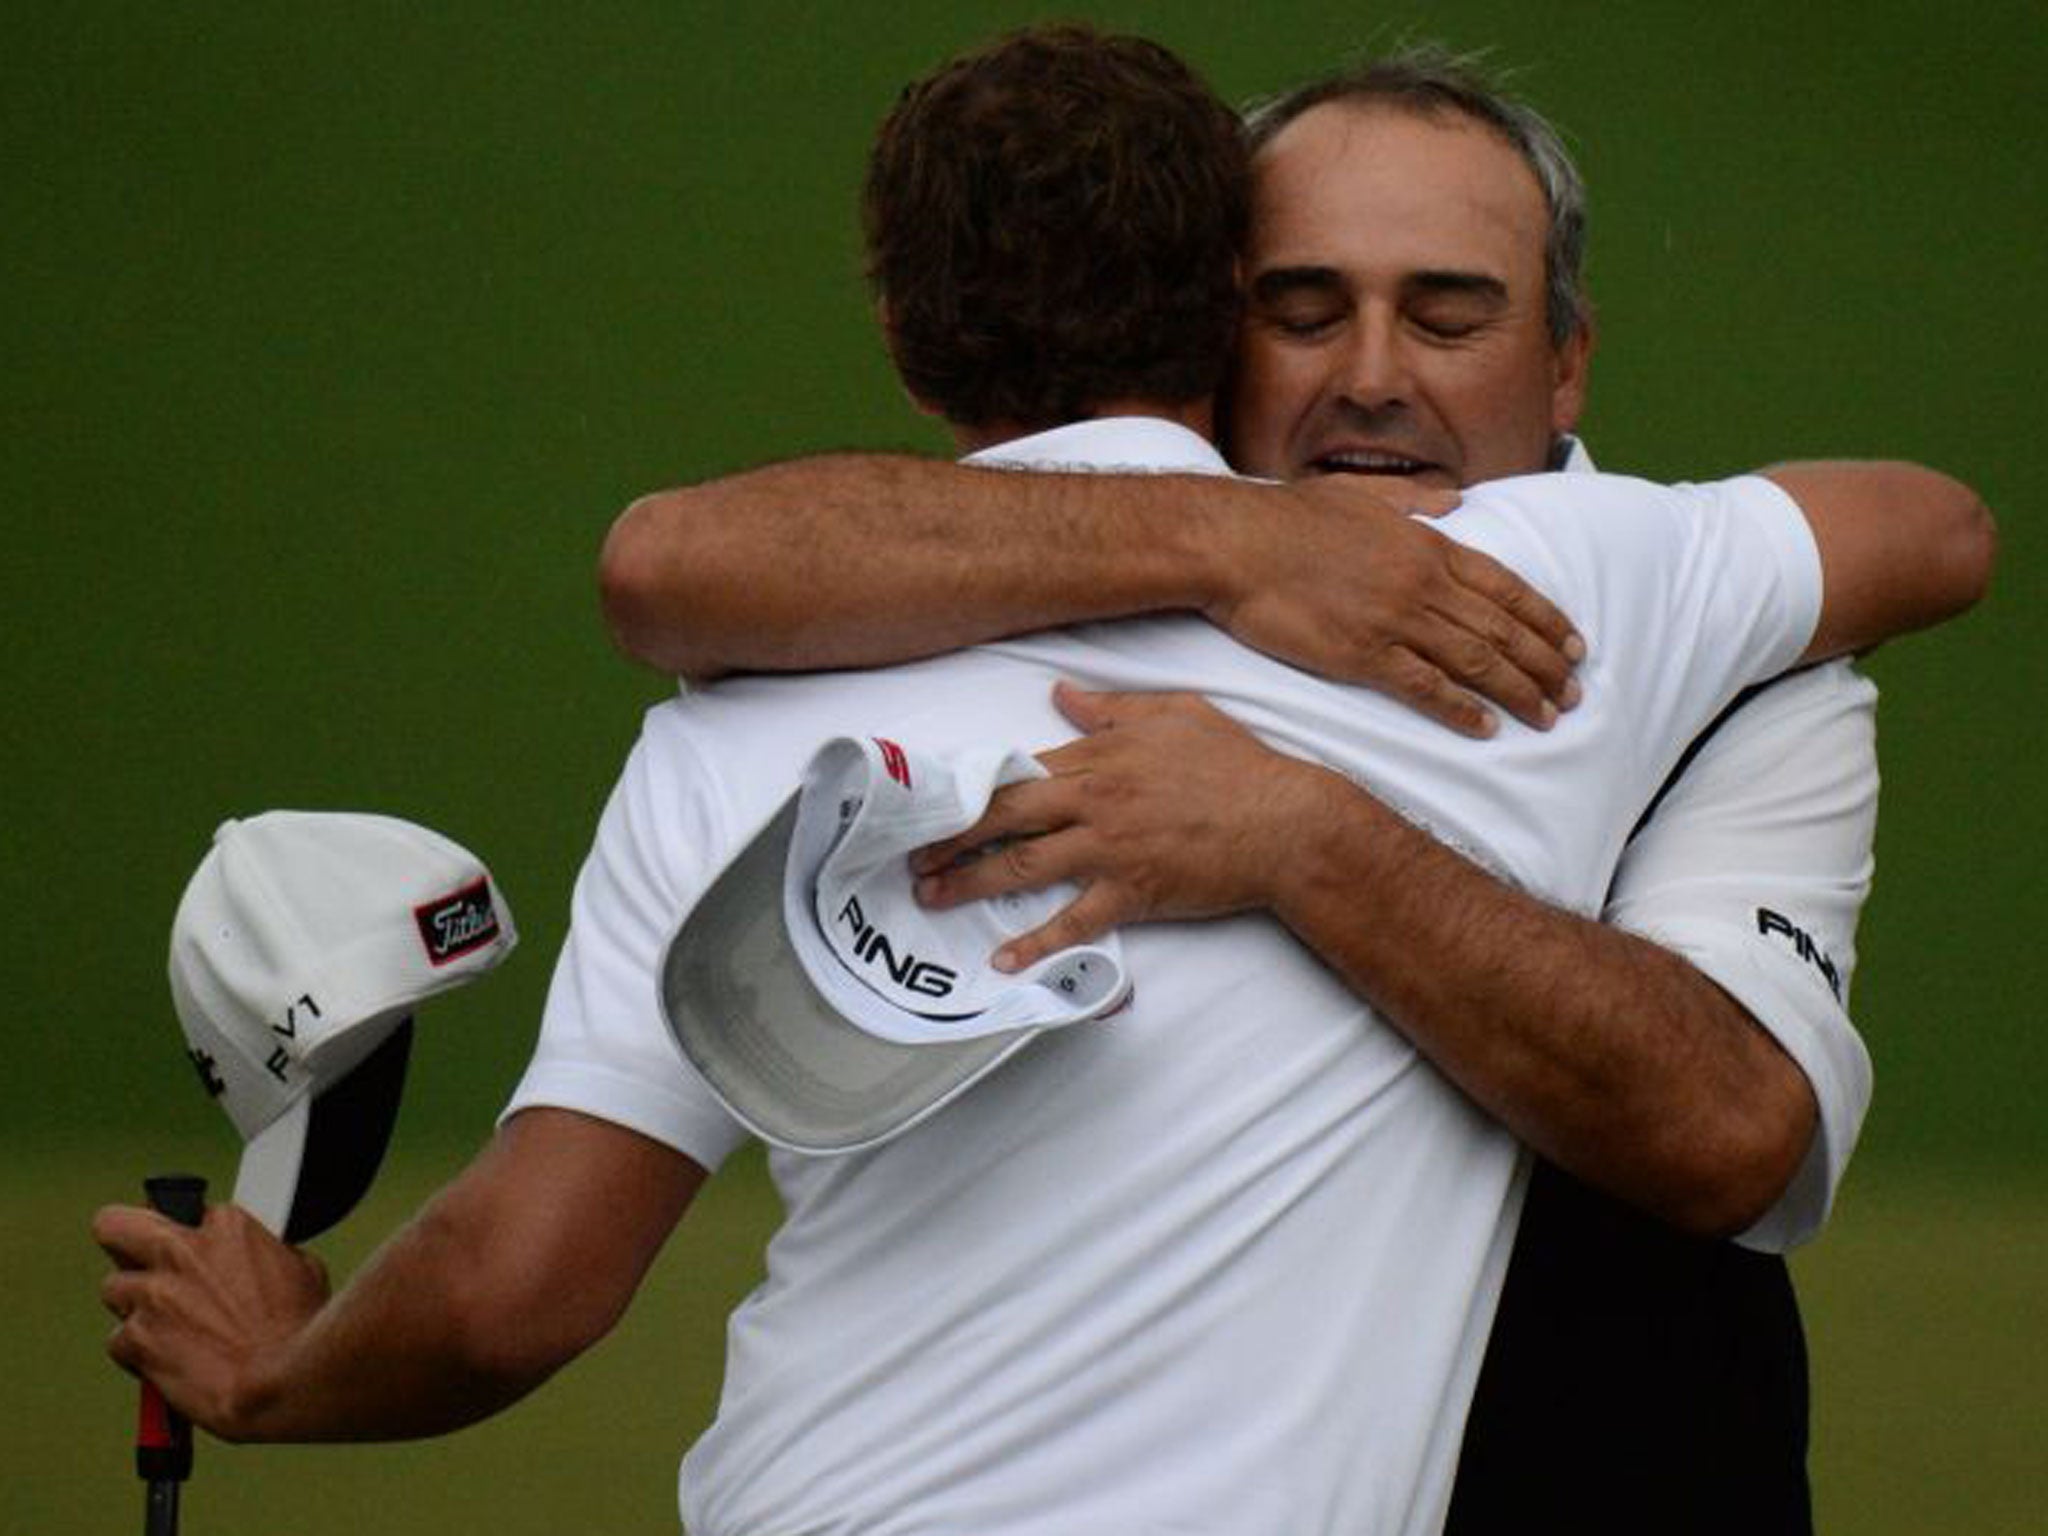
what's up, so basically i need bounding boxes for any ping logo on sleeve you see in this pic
[1755,907,1842,1000]
[415,879,502,966]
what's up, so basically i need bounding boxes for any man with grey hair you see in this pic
[600,47,1929,1533]
[1243,49,1595,364]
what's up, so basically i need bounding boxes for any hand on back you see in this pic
[1207,475,1582,737]
[911,683,1354,970]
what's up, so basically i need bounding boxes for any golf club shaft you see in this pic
[146,1482,180,1536]
[138,1175,207,1536]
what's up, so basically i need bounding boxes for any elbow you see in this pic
[1657,1086,1817,1241]
[1945,483,1998,617]
[1664,1147,1800,1241]
[1900,465,1997,628]
[597,490,727,681]
[455,1309,613,1406]
[424,1205,625,1404]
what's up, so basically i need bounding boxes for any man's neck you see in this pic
[952,397,1215,456]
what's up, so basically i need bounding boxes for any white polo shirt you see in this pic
[1562,439,1877,1251]
[507,417,1824,1536]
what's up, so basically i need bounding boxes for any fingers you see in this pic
[1436,614,1581,730]
[94,1203,212,1355]
[1052,681,1212,733]
[918,687,1231,878]
[1051,679,1116,732]
[97,1212,188,1381]
[1430,620,1558,731]
[94,1198,329,1435]
[102,1266,146,1321]
[102,1282,158,1378]
[916,825,1091,910]
[1372,649,1502,739]
[988,883,1130,973]
[1446,543,1584,665]
[1398,550,1579,731]
[94,1203,182,1268]
[913,824,1114,975]
[1059,593,1572,742]
[909,774,1075,876]
[916,691,1204,873]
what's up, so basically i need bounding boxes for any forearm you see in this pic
[1269,770,1815,1234]
[912,688,1803,1230]
[230,1183,547,1441]
[131,1110,704,1444]
[600,453,1241,677]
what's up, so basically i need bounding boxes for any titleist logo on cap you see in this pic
[414,879,501,966]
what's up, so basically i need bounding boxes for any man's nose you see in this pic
[1336,309,1412,410]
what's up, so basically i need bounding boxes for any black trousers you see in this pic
[1443,1159,1812,1535]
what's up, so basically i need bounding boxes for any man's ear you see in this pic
[1550,314,1595,436]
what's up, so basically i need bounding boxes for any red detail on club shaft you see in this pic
[138,1383,175,1449]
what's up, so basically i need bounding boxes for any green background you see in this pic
[7,2,2042,1530]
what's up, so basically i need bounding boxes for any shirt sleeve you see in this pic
[1445,472,1825,806]
[501,703,750,1172]
[1603,660,1878,1252]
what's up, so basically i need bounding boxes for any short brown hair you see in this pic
[863,24,1248,431]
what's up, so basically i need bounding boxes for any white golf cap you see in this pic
[662,735,1130,1155]
[168,811,516,1240]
